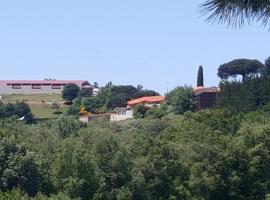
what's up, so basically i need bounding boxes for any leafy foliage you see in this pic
[81,96,104,113]
[0,101,34,123]
[217,59,264,81]
[0,138,42,196]
[133,104,149,119]
[62,84,80,103]
[197,65,204,87]
[2,75,270,199]
[166,86,195,114]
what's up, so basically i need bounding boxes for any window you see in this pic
[32,84,41,89]
[52,84,61,89]
[12,84,21,89]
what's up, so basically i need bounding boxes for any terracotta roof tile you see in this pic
[193,87,220,96]
[127,96,165,106]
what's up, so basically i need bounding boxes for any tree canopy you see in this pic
[217,59,264,81]
[166,86,195,114]
[62,84,80,103]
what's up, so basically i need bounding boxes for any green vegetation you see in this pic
[2,94,62,103]
[29,104,68,119]
[197,65,204,87]
[2,57,270,199]
[68,84,160,115]
[1,94,65,119]
[166,86,195,114]
[133,104,148,119]
[218,59,264,81]
[1,106,270,199]
[62,84,81,103]
[0,101,34,123]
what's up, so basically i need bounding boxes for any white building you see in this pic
[110,107,133,122]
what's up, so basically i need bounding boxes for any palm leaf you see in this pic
[201,0,270,27]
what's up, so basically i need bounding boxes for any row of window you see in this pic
[11,84,62,89]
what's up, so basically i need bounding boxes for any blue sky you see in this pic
[0,0,269,94]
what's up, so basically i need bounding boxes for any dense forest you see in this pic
[1,57,270,199]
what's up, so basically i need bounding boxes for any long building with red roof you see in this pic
[127,96,165,107]
[0,80,91,94]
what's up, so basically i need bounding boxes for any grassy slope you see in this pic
[29,104,68,119]
[2,94,62,103]
[2,94,68,119]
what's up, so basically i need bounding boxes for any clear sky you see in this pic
[0,0,269,94]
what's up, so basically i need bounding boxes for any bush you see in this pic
[166,86,195,114]
[133,104,149,119]
[62,84,80,103]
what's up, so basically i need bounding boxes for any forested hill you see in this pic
[1,106,270,200]
[2,58,270,199]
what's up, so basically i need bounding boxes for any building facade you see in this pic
[110,107,133,122]
[193,86,220,110]
[0,80,91,95]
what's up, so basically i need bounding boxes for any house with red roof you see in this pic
[127,96,165,108]
[110,96,165,122]
[193,86,220,110]
[0,80,91,95]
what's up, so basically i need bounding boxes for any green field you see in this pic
[1,94,68,119]
[29,104,68,119]
[1,93,63,103]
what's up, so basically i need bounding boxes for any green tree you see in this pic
[94,135,132,200]
[146,106,167,119]
[264,57,270,75]
[218,59,264,81]
[82,96,103,113]
[201,0,270,27]
[52,139,98,200]
[62,84,80,103]
[166,86,195,114]
[80,88,93,97]
[197,65,204,87]
[55,115,80,138]
[0,102,34,124]
[0,138,42,196]
[217,76,270,112]
[93,82,99,88]
[133,104,148,119]
[134,90,159,99]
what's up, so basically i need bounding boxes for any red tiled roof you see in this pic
[127,96,165,106]
[0,80,89,86]
[193,86,220,96]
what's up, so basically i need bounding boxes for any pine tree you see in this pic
[197,66,204,87]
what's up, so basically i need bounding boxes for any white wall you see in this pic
[110,110,133,122]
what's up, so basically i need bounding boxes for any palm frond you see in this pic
[200,0,270,28]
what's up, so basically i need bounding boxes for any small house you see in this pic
[193,86,220,110]
[110,107,133,122]
[127,96,165,108]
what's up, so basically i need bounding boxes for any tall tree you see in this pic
[166,86,195,114]
[265,57,270,75]
[0,138,42,196]
[93,82,99,88]
[217,59,264,81]
[201,0,270,27]
[62,84,80,103]
[197,65,204,87]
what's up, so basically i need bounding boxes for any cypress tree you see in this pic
[197,65,204,87]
